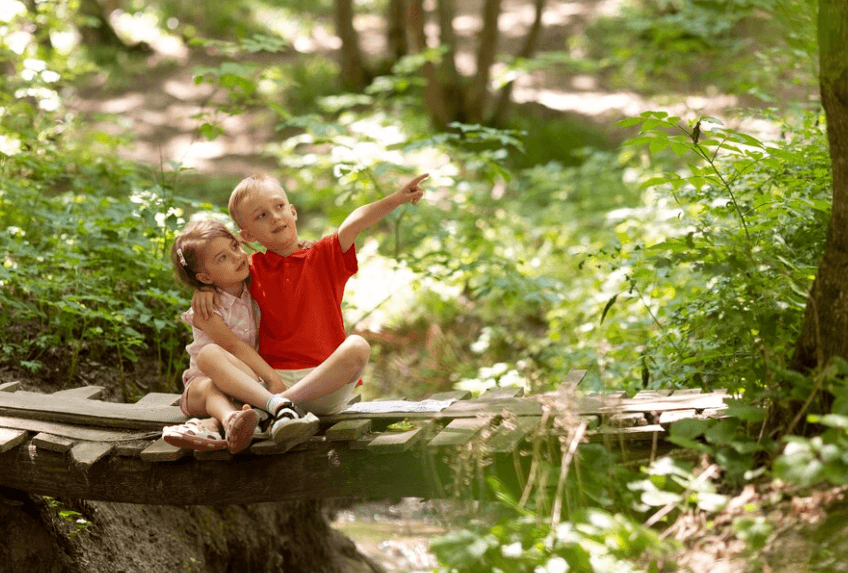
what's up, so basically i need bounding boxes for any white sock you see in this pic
[266,395,287,414]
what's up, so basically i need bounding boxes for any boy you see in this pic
[193,172,428,441]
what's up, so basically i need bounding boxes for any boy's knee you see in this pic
[346,335,370,361]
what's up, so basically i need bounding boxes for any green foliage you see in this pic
[583,0,817,97]
[0,15,204,393]
[0,169,198,392]
[589,110,829,394]
[774,360,848,487]
[43,497,92,539]
[430,454,706,573]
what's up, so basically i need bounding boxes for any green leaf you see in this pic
[600,294,618,324]
[649,138,670,154]
[616,117,644,128]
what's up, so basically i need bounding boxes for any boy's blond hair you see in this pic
[228,174,289,229]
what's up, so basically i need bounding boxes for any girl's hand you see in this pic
[191,288,219,320]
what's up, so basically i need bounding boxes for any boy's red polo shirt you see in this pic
[248,234,358,370]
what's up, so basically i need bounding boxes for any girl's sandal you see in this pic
[225,408,259,454]
[163,418,227,451]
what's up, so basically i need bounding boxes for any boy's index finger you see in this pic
[409,173,430,187]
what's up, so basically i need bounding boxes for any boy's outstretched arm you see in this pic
[338,173,428,253]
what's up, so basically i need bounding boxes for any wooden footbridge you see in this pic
[0,371,732,505]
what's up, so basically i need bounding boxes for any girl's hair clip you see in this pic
[176,247,187,267]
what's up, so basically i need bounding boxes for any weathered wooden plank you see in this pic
[699,407,729,419]
[112,440,151,457]
[32,433,75,453]
[0,427,27,453]
[479,387,525,400]
[427,417,493,450]
[71,441,114,470]
[52,386,104,400]
[589,424,666,442]
[427,390,472,401]
[0,415,158,443]
[139,438,189,462]
[444,397,541,417]
[670,388,703,395]
[631,389,673,399]
[606,413,648,427]
[559,369,588,388]
[133,393,181,407]
[325,419,371,441]
[583,391,626,399]
[485,416,541,453]
[322,396,542,423]
[0,381,21,392]
[349,434,376,450]
[0,390,186,430]
[194,449,232,461]
[577,392,730,415]
[659,409,698,425]
[367,421,434,454]
[0,439,449,504]
[251,435,322,456]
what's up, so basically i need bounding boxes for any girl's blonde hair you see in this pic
[171,218,242,290]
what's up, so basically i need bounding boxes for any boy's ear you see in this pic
[290,204,297,220]
[239,228,255,243]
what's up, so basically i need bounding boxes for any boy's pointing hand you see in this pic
[401,173,429,205]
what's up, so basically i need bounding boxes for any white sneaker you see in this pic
[270,398,320,445]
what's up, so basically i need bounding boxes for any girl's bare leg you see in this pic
[197,344,275,409]
[184,377,242,428]
[279,335,370,403]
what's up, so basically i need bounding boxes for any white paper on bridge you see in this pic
[343,399,457,414]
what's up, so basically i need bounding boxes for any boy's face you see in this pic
[237,185,300,256]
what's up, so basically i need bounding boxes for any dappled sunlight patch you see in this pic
[454,362,528,396]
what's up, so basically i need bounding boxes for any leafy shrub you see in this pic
[600,110,830,395]
[0,16,204,395]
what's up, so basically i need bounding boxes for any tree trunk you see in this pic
[790,0,848,376]
[409,0,453,128]
[436,0,462,121]
[335,0,369,91]
[491,0,548,126]
[77,0,126,49]
[772,0,848,437]
[466,0,503,123]
[387,0,409,61]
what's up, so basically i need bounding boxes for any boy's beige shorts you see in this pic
[276,367,356,416]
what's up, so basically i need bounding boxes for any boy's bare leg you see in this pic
[279,335,370,403]
[197,344,276,409]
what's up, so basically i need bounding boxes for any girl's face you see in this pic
[196,236,250,292]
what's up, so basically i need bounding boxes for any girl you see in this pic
[162,218,317,454]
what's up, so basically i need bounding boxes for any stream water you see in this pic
[330,498,455,572]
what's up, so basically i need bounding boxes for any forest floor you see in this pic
[34,1,843,571]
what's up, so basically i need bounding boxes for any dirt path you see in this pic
[68,0,775,182]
